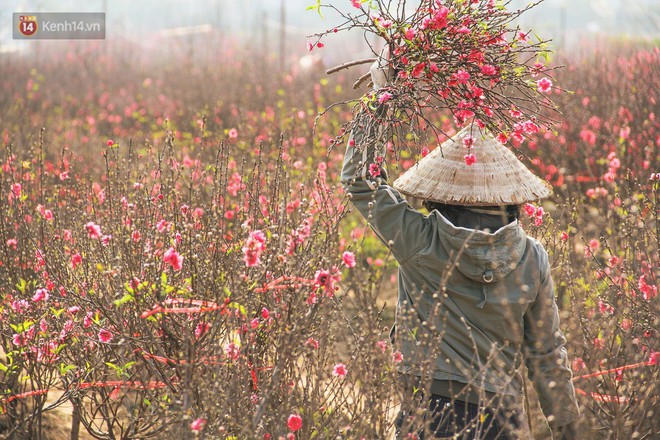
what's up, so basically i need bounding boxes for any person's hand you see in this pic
[369,48,394,91]
[553,421,578,440]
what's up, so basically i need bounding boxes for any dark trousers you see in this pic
[395,394,521,439]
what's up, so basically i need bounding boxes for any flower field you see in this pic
[0,30,658,440]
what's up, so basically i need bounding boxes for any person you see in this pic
[340,59,579,439]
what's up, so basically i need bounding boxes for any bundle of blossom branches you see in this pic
[310,0,560,156]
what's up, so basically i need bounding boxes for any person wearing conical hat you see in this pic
[340,60,579,439]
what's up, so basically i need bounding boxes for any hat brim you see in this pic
[393,126,552,206]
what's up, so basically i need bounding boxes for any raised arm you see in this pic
[340,106,434,264]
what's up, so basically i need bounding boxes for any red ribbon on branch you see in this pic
[0,388,49,406]
[572,360,656,382]
[0,380,171,411]
[77,380,169,390]
[572,358,657,404]
[137,348,222,366]
[139,297,229,318]
[253,275,316,293]
[574,387,629,404]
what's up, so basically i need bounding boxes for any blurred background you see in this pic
[1,0,659,67]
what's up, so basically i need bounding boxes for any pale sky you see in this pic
[1,0,658,56]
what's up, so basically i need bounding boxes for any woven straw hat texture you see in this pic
[393,126,552,206]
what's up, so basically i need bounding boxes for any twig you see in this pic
[353,72,372,89]
[326,58,377,75]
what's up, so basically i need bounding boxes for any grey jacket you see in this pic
[341,111,579,427]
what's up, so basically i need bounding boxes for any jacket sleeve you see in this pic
[523,246,580,429]
[340,107,432,264]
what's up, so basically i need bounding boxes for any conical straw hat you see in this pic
[393,126,552,206]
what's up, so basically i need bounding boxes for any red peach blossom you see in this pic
[287,414,303,431]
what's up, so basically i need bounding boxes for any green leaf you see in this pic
[14,320,35,333]
[105,362,121,372]
[306,1,319,11]
[513,66,526,77]
[114,293,135,307]
[229,302,247,317]
[54,343,68,355]
[15,278,27,294]
[306,0,324,18]
[50,307,66,318]
[59,363,77,375]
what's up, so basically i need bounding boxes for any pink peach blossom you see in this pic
[98,328,113,343]
[71,253,82,269]
[536,77,553,93]
[11,183,21,197]
[85,222,102,239]
[453,69,470,84]
[496,133,508,144]
[523,203,536,217]
[225,342,240,360]
[480,64,498,76]
[32,288,49,302]
[342,251,356,268]
[368,163,381,177]
[572,357,586,371]
[332,363,348,378]
[163,247,183,271]
[12,333,25,346]
[243,230,266,267]
[378,91,393,104]
[314,268,339,292]
[190,418,206,431]
[404,27,416,40]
